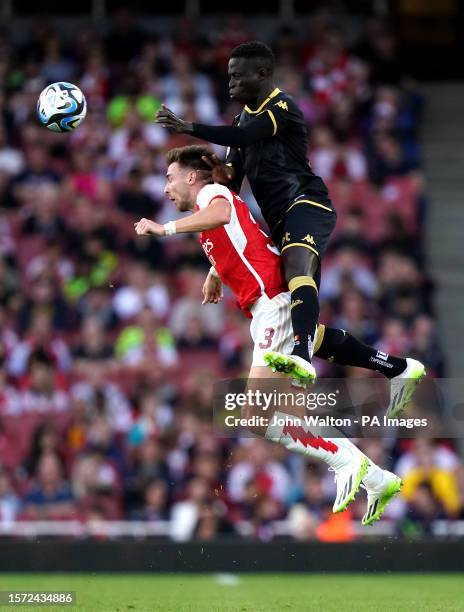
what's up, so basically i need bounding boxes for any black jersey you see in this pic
[191,88,334,231]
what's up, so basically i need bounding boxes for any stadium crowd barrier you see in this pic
[0,539,462,573]
[0,522,463,572]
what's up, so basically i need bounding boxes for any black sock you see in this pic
[316,327,407,378]
[289,279,319,362]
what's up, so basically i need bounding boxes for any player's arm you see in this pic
[134,197,231,237]
[200,149,245,194]
[202,267,223,304]
[155,104,277,147]
[200,115,246,193]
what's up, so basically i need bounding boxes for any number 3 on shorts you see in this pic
[259,327,275,349]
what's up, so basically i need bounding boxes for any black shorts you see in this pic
[271,197,337,261]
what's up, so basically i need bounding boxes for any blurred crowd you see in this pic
[0,9,460,541]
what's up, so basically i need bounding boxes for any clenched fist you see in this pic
[134,218,164,237]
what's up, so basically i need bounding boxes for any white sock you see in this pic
[265,411,352,470]
[292,419,385,490]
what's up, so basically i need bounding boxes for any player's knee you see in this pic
[282,249,319,282]
[287,275,318,294]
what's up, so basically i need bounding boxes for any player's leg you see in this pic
[264,203,336,384]
[250,301,402,521]
[314,326,426,418]
[245,365,368,514]
[263,249,320,383]
[246,365,402,519]
[248,295,367,514]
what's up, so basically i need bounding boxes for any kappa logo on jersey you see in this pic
[275,100,288,111]
[281,232,291,246]
[302,234,316,245]
[290,299,303,311]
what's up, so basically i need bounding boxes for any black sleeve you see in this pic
[191,110,276,147]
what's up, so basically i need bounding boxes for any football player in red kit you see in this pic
[133,144,413,525]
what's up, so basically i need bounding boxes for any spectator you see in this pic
[10,348,69,415]
[131,479,170,521]
[0,468,20,525]
[5,144,59,210]
[321,246,378,300]
[399,482,448,537]
[227,439,290,506]
[23,420,66,479]
[170,476,212,541]
[160,54,220,124]
[72,316,115,378]
[399,440,461,518]
[170,267,224,340]
[115,306,178,370]
[193,500,234,540]
[409,315,446,377]
[21,452,76,520]
[8,310,71,377]
[112,261,170,321]
[71,372,133,434]
[127,390,172,447]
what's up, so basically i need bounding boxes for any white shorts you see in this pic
[249,292,294,367]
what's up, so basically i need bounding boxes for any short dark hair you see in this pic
[166,145,214,175]
[230,40,275,74]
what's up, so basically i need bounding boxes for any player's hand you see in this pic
[155,104,193,133]
[202,271,223,304]
[201,154,235,185]
[134,218,164,237]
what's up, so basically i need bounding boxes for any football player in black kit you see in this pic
[155,41,425,399]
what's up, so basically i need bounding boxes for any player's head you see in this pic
[228,41,275,104]
[164,145,213,211]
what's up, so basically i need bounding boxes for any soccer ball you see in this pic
[37,82,87,133]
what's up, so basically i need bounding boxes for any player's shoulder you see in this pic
[272,90,301,115]
[197,183,235,210]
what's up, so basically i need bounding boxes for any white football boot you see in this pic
[362,469,403,526]
[386,358,426,419]
[331,452,369,514]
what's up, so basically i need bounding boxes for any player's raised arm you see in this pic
[134,197,231,237]
[155,105,276,147]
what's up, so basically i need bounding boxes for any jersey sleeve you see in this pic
[196,183,234,211]
[191,112,276,147]
[266,97,299,134]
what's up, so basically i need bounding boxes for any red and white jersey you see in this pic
[196,184,286,313]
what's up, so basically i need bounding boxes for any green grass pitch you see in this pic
[0,574,462,612]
